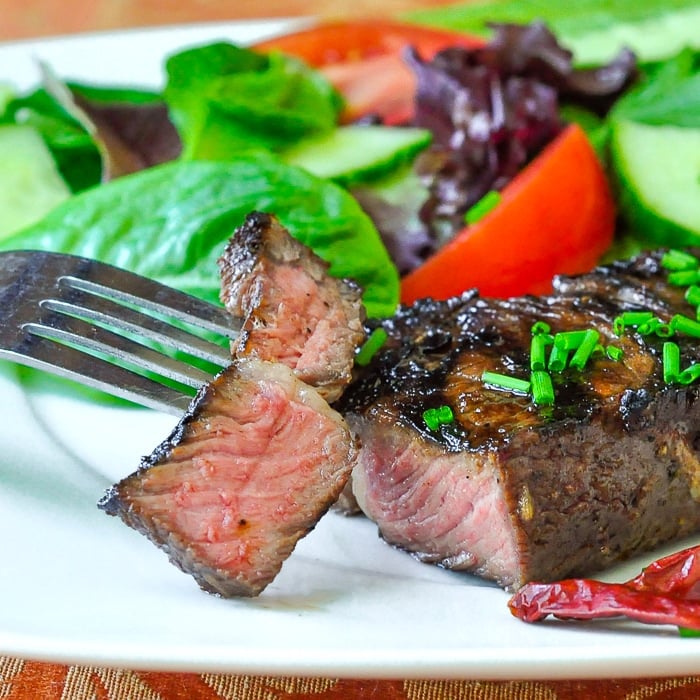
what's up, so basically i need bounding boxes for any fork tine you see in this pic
[4,335,194,415]
[43,290,232,365]
[25,313,216,389]
[61,265,240,338]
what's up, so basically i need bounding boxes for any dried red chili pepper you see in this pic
[628,545,700,599]
[508,544,700,630]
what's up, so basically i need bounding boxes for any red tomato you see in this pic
[400,124,616,303]
[254,20,483,123]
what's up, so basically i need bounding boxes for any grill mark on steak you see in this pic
[335,251,700,590]
[99,358,358,597]
[218,211,365,403]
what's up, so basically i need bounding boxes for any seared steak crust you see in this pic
[99,358,357,597]
[218,211,365,402]
[336,251,700,589]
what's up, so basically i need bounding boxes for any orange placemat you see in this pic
[3,660,700,699]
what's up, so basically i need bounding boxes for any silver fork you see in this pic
[0,250,241,415]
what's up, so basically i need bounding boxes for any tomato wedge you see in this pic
[254,20,483,124]
[255,21,616,304]
[400,124,616,303]
[254,20,483,65]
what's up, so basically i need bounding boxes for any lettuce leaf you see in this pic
[164,42,343,160]
[1,157,399,318]
[610,49,700,128]
[2,87,101,192]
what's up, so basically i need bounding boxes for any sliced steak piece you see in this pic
[336,250,700,591]
[218,211,365,403]
[99,358,357,597]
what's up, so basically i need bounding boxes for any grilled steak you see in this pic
[335,251,700,590]
[218,211,365,403]
[99,358,358,597]
[99,214,365,596]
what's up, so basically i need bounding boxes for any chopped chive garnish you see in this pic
[553,330,588,351]
[637,317,672,337]
[663,342,681,383]
[613,311,654,335]
[606,345,624,361]
[685,285,700,307]
[436,405,454,423]
[531,321,551,336]
[661,249,699,271]
[548,344,568,372]
[464,190,501,225]
[530,333,552,371]
[481,371,531,395]
[423,405,455,431]
[355,327,388,366]
[569,329,600,370]
[423,409,440,431]
[668,269,700,286]
[531,370,555,406]
[679,364,700,385]
[671,314,700,338]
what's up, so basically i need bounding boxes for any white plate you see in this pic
[2,20,700,680]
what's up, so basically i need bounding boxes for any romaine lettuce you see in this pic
[2,157,399,318]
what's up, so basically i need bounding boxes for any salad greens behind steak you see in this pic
[1,44,401,318]
[0,2,699,325]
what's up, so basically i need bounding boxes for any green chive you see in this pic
[663,342,681,383]
[606,345,624,361]
[464,190,501,225]
[423,405,455,431]
[679,364,700,385]
[530,333,553,371]
[661,249,699,271]
[355,327,388,366]
[685,285,700,307]
[668,270,700,286]
[671,314,700,338]
[613,311,655,336]
[531,370,555,406]
[423,408,440,431]
[482,371,531,395]
[548,344,568,372]
[637,317,672,337]
[531,321,551,336]
[436,405,454,424]
[553,330,588,351]
[569,329,600,370]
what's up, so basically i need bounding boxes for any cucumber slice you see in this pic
[0,125,71,239]
[611,119,700,245]
[281,124,431,186]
